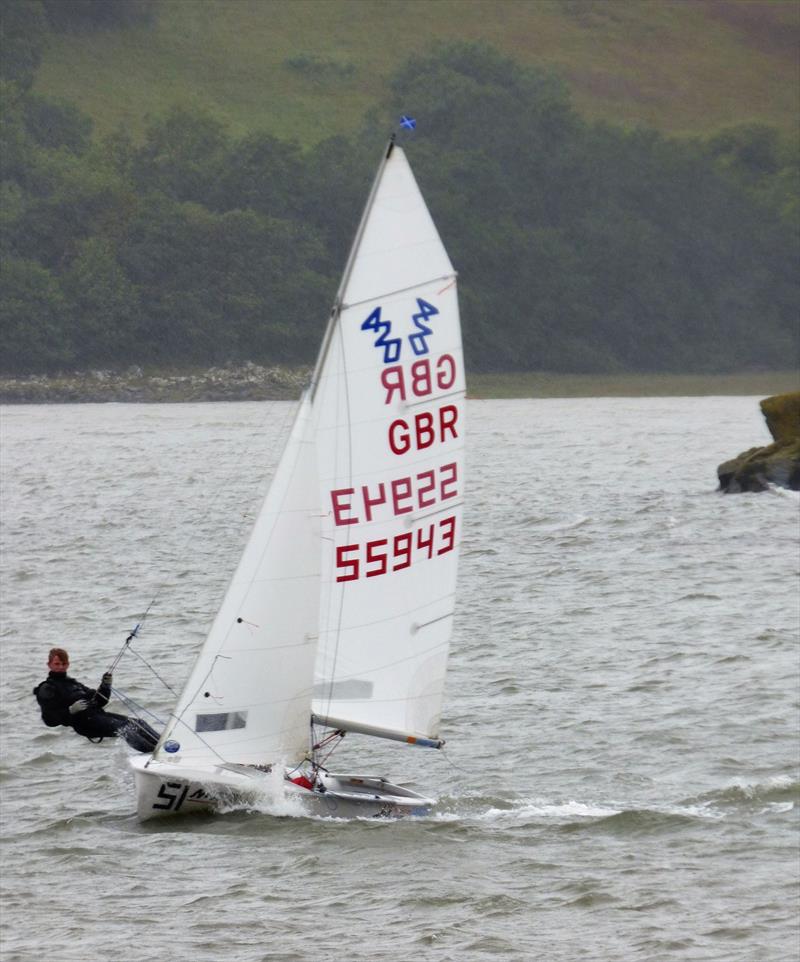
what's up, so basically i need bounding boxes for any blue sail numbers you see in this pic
[361,298,440,363]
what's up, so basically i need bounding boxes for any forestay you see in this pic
[311,142,465,746]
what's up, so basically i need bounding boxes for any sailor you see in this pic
[33,647,160,753]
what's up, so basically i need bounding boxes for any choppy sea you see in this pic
[1,397,798,962]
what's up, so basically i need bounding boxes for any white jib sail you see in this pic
[311,143,465,745]
[154,395,321,766]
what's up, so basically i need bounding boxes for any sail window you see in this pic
[313,680,374,700]
[195,711,248,733]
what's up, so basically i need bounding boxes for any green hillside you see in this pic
[3,0,796,377]
[34,0,799,144]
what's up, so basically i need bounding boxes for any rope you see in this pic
[308,720,346,771]
[108,686,166,727]
[124,643,178,696]
[440,746,473,775]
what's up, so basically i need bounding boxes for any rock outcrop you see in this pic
[717,391,800,492]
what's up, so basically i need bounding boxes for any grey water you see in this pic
[0,397,797,962]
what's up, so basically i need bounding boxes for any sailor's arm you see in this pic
[34,683,70,727]
[94,672,113,707]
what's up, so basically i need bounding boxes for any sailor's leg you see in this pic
[73,710,129,740]
[119,717,160,753]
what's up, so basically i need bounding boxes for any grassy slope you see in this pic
[35,0,799,144]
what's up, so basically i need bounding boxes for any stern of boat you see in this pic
[298,772,435,819]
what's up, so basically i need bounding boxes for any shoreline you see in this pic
[0,366,797,404]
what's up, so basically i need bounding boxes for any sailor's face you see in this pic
[48,654,69,673]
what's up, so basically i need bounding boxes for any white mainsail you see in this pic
[311,142,465,747]
[149,138,463,776]
[154,395,321,765]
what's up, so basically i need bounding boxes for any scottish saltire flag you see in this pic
[399,115,417,130]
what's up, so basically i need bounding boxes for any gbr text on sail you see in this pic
[331,350,462,582]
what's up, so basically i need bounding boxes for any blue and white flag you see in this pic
[399,115,417,130]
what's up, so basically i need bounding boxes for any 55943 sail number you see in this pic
[335,515,457,582]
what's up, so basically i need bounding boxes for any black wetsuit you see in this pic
[33,670,159,753]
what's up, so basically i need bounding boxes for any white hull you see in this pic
[130,755,434,821]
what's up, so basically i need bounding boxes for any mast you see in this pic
[309,136,397,402]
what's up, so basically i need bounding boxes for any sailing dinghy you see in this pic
[131,132,465,819]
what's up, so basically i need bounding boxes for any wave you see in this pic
[13,749,64,768]
[429,793,727,833]
[685,774,799,809]
[766,484,800,500]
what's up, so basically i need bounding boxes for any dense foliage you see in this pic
[0,5,796,374]
[41,0,158,32]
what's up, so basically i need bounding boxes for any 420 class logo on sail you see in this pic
[361,297,439,363]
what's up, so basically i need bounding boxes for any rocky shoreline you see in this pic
[2,366,796,404]
[717,392,800,492]
[0,363,313,403]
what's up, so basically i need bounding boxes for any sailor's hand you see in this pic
[101,672,113,686]
[68,699,89,715]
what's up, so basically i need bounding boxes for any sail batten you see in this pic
[341,272,457,312]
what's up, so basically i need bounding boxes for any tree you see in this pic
[60,237,141,364]
[209,131,307,220]
[0,257,73,371]
[703,124,800,231]
[0,79,33,184]
[13,157,134,269]
[42,0,157,32]
[132,105,230,204]
[24,92,92,152]
[0,0,47,91]
[117,198,330,365]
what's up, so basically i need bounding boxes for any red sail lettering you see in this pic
[417,469,436,508]
[331,488,356,525]
[391,477,413,514]
[440,404,458,442]
[436,354,456,390]
[415,412,435,450]
[381,365,405,404]
[361,482,387,522]
[388,406,460,455]
[410,360,432,398]
[388,419,410,455]
[381,355,458,405]
[440,462,458,499]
